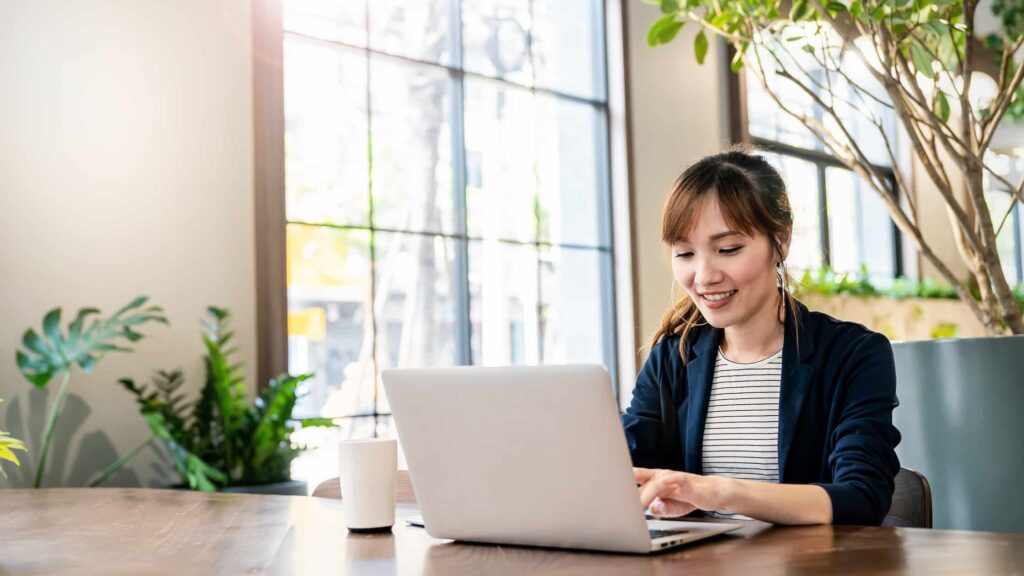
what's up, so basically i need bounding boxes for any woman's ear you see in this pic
[777,227,793,262]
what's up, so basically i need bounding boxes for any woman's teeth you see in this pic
[703,290,737,302]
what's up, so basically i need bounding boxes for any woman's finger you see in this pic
[633,467,657,485]
[639,472,682,508]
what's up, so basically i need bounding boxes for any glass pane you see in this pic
[746,56,820,151]
[284,38,370,226]
[763,153,822,273]
[469,240,539,366]
[284,0,366,47]
[369,0,452,65]
[287,225,375,418]
[535,95,608,247]
[464,78,537,242]
[374,232,461,414]
[532,0,605,101]
[371,56,455,234]
[540,246,609,366]
[830,49,896,167]
[462,0,533,86]
[825,168,895,281]
[986,190,1020,287]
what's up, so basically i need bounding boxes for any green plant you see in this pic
[0,397,28,479]
[794,264,1024,307]
[645,0,1024,334]
[106,307,333,491]
[15,296,168,487]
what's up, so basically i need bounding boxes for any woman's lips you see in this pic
[701,289,737,309]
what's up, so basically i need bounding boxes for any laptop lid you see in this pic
[383,364,653,553]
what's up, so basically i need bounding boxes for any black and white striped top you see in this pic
[701,347,783,520]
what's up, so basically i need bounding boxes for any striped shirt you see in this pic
[701,347,783,520]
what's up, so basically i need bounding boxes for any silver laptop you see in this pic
[382,364,742,554]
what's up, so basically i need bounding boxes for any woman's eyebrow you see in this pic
[677,231,742,243]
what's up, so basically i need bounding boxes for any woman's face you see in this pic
[670,196,787,330]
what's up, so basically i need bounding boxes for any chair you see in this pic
[882,467,932,528]
[312,469,417,504]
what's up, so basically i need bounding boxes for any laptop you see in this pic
[382,364,743,554]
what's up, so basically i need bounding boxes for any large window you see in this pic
[741,41,903,283]
[281,1,617,480]
[985,151,1024,287]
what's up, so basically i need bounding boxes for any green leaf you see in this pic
[934,91,951,122]
[16,297,168,388]
[42,309,63,347]
[694,30,709,65]
[709,12,730,28]
[790,0,813,21]
[731,50,745,72]
[660,0,679,14]
[850,0,863,19]
[909,43,935,78]
[826,1,847,14]
[647,13,682,47]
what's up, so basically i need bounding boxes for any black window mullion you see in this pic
[818,162,830,270]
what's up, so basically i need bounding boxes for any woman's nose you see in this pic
[694,256,723,286]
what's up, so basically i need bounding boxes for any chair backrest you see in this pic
[312,469,417,504]
[882,467,932,528]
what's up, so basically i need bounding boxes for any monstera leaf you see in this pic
[15,296,169,488]
[16,296,168,387]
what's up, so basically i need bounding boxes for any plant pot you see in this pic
[220,480,308,496]
[891,335,1024,532]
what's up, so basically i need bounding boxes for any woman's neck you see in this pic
[720,297,785,363]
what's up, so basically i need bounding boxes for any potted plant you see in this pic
[1,397,27,480]
[99,307,333,495]
[642,0,1024,531]
[13,297,168,487]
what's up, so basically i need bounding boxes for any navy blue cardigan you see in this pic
[622,298,901,525]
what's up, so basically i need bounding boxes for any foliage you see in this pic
[14,296,168,487]
[643,0,1024,334]
[117,307,332,490]
[793,264,1024,307]
[0,397,28,480]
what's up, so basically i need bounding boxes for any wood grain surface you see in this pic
[1,488,1021,575]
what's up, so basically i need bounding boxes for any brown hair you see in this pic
[649,146,800,362]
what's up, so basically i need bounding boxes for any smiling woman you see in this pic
[623,147,901,526]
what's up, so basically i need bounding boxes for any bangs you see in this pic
[661,163,768,244]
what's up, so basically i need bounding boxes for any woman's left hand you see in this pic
[633,468,732,517]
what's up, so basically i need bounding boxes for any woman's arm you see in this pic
[635,468,832,525]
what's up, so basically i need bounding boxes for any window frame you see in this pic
[726,45,905,280]
[251,0,637,412]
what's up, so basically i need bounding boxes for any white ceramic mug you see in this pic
[337,438,397,532]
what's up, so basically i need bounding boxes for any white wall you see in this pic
[0,0,257,488]
[625,2,731,366]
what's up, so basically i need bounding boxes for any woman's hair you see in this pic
[649,146,800,362]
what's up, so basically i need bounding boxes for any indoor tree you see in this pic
[646,0,1024,334]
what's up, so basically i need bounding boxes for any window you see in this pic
[985,151,1024,287]
[280,0,617,482]
[740,37,903,283]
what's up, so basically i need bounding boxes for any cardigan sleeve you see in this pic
[621,338,684,471]
[813,332,902,525]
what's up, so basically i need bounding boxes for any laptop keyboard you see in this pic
[649,528,691,539]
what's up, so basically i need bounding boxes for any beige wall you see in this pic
[0,0,257,488]
[625,1,731,369]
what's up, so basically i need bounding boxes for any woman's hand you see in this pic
[633,468,733,517]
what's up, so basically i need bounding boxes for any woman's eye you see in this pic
[674,252,693,259]
[720,246,742,254]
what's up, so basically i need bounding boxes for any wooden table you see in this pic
[2,489,1022,575]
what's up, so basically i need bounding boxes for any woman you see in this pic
[623,148,901,526]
